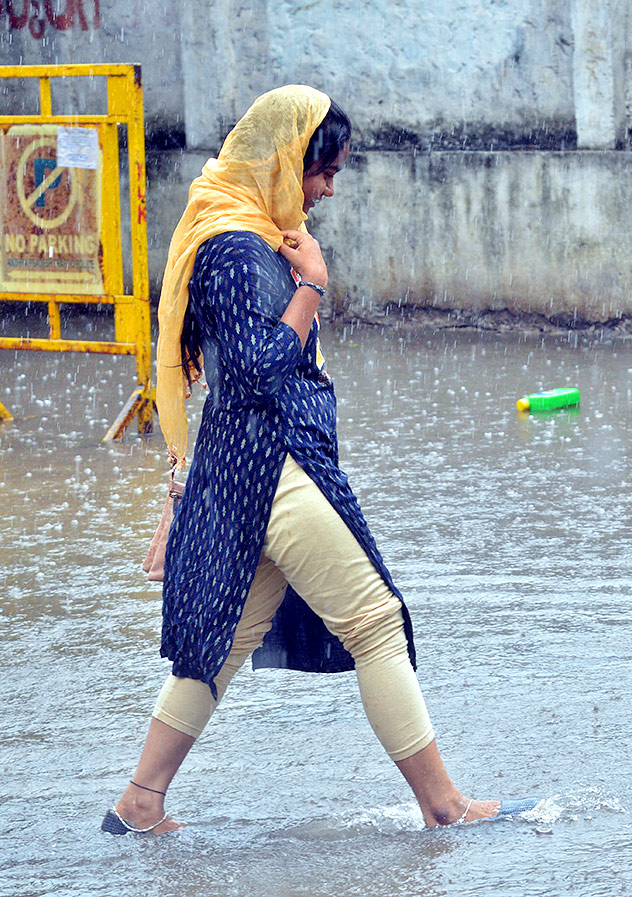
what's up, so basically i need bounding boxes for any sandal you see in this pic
[100,806,168,835]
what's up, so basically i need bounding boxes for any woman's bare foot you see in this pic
[446,797,501,825]
[395,740,504,828]
[423,793,501,827]
[462,798,502,822]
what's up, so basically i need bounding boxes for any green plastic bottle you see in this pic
[516,387,580,412]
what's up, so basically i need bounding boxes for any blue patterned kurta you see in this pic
[161,232,416,698]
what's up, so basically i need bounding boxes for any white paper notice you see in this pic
[57,127,99,170]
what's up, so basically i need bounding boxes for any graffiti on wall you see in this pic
[1,1,100,39]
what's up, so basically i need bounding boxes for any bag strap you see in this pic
[168,457,185,500]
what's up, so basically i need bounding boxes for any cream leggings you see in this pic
[154,454,434,761]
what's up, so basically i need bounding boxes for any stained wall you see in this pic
[2,1,631,319]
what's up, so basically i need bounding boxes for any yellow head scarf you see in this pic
[156,85,331,467]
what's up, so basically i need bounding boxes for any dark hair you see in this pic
[303,99,352,174]
[180,98,351,385]
[181,310,203,387]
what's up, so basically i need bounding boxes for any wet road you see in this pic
[1,317,631,896]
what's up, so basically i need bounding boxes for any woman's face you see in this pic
[302,142,350,214]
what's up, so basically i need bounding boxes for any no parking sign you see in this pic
[0,63,153,439]
[0,123,104,294]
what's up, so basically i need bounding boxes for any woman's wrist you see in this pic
[297,263,328,290]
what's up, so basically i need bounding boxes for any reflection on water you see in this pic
[1,319,631,897]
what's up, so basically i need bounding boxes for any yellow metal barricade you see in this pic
[0,63,154,439]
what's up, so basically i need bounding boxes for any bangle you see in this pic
[297,280,326,297]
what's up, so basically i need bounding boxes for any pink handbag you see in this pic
[142,474,185,581]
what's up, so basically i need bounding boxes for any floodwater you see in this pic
[1,315,631,897]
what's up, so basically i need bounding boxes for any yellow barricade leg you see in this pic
[103,383,155,442]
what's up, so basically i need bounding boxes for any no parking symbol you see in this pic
[0,124,103,295]
[16,135,80,229]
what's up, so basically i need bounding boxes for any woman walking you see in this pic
[102,85,538,835]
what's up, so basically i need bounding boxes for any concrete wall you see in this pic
[4,0,630,148]
[179,0,579,150]
[0,1,186,146]
[2,0,632,320]
[147,147,632,322]
[316,149,632,321]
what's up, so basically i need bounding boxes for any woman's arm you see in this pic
[278,229,328,349]
[195,234,305,402]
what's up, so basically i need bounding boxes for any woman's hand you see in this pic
[279,230,328,289]
[278,230,328,348]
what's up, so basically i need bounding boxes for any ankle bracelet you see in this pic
[130,779,167,796]
[456,798,474,825]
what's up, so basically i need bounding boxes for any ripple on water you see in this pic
[2,326,632,897]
